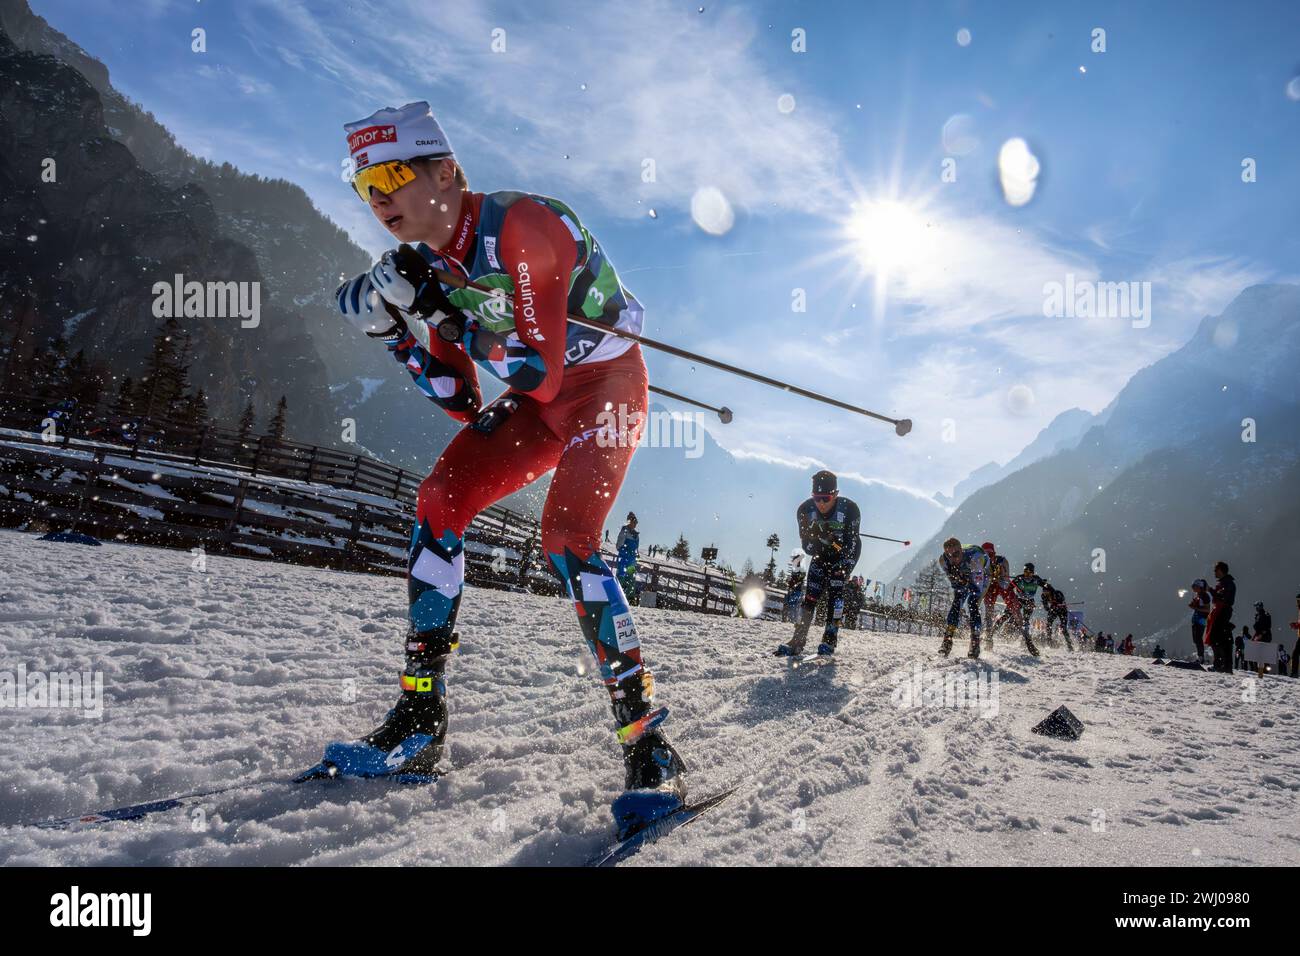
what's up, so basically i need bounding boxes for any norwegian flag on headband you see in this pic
[343,100,453,166]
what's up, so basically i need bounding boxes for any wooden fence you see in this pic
[0,393,942,634]
[0,391,424,501]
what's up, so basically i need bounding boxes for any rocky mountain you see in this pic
[950,407,1099,504]
[0,0,461,463]
[886,284,1300,652]
[0,27,338,435]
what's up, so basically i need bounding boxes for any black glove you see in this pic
[469,395,520,435]
[369,244,467,342]
[810,524,842,560]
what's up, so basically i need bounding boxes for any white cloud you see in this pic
[1145,255,1275,322]
[729,448,945,510]
[873,210,1099,334]
[243,0,846,222]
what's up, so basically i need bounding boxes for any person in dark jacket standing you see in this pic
[1206,561,1236,673]
[1252,602,1275,674]
[1289,592,1300,678]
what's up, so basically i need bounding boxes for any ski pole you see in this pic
[859,532,911,546]
[648,385,733,423]
[424,261,911,436]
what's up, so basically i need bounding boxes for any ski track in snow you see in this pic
[0,528,1297,866]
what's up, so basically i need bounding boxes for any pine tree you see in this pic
[135,318,191,421]
[67,350,109,411]
[191,388,210,426]
[669,534,691,562]
[174,387,210,432]
[764,533,780,584]
[31,335,70,403]
[167,333,196,421]
[0,304,39,398]
[1,317,36,397]
[265,395,288,441]
[114,376,138,418]
[236,401,256,441]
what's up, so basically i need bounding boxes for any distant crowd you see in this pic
[1183,564,1298,677]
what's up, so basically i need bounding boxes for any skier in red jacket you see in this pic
[313,101,685,837]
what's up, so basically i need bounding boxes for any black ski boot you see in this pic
[967,635,982,659]
[357,679,448,777]
[1024,634,1041,657]
[816,619,840,657]
[621,730,687,792]
[939,624,955,657]
[299,630,454,784]
[609,671,687,838]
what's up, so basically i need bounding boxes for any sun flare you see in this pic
[844,199,931,278]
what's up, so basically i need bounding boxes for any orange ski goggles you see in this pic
[350,159,419,201]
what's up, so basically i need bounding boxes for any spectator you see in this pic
[1253,602,1272,642]
[843,576,865,630]
[1187,579,1211,665]
[1121,634,1135,655]
[1206,561,1237,674]
[1105,633,1115,653]
[782,567,806,623]
[1236,626,1250,671]
[1290,592,1300,678]
[1152,643,1166,659]
[614,513,640,605]
[1251,602,1274,674]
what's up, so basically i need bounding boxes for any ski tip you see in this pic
[589,785,739,867]
[292,761,339,784]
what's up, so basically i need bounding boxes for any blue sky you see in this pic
[32,0,1300,500]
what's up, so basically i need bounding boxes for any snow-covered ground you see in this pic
[0,527,1297,866]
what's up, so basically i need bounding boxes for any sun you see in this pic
[844,198,931,278]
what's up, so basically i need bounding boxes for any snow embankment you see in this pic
[0,528,1297,866]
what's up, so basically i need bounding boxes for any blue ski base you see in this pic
[589,787,738,867]
[612,790,684,840]
[293,735,443,786]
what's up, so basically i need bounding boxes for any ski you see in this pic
[16,763,451,831]
[21,777,290,831]
[791,652,834,668]
[587,786,738,867]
